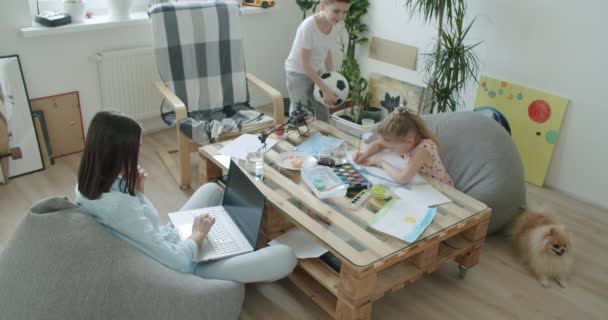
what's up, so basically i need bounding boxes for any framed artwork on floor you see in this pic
[0,55,44,178]
[474,75,569,186]
[368,73,425,114]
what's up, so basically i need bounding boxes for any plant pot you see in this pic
[330,108,386,137]
[63,1,86,23]
[338,114,354,122]
[108,0,134,19]
[359,106,384,123]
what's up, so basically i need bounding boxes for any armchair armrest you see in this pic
[246,73,285,123]
[155,81,188,121]
[155,81,192,187]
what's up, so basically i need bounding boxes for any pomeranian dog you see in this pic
[512,211,573,288]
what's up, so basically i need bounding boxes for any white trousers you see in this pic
[285,70,330,121]
[181,183,297,283]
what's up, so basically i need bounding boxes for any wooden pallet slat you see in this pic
[261,158,395,259]
[299,259,340,296]
[246,171,381,265]
[198,121,493,320]
[374,261,421,300]
[289,267,337,319]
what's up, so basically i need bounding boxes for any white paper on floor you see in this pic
[268,228,328,259]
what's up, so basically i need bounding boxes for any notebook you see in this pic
[367,199,437,243]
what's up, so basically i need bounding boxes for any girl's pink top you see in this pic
[405,139,453,186]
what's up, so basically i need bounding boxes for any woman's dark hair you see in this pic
[78,111,142,199]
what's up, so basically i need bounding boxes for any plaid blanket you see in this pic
[149,1,250,143]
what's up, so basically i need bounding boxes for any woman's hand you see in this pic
[189,214,215,246]
[135,165,148,193]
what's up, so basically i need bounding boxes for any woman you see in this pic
[75,111,296,283]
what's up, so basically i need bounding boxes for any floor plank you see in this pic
[1,128,606,319]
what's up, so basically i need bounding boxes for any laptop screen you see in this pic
[222,160,266,247]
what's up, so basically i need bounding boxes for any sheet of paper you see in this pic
[393,184,452,207]
[294,132,344,155]
[368,199,436,243]
[346,151,426,186]
[212,154,231,169]
[217,134,278,160]
[268,228,328,259]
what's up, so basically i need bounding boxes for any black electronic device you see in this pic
[35,11,71,27]
[258,101,310,146]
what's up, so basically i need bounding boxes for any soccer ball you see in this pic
[313,72,349,107]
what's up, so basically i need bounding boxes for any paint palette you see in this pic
[330,163,371,192]
[349,188,371,209]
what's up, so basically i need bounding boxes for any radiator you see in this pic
[97,47,162,121]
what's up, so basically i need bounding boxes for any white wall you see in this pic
[0,0,302,132]
[361,0,608,209]
[3,0,607,208]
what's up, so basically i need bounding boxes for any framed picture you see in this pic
[368,73,425,114]
[0,55,44,178]
[474,75,569,186]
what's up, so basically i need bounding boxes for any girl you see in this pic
[75,111,296,283]
[285,0,351,120]
[354,106,453,186]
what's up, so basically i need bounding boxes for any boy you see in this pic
[285,0,350,121]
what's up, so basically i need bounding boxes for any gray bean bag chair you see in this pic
[0,197,244,320]
[422,111,526,234]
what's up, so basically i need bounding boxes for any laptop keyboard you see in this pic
[192,207,240,254]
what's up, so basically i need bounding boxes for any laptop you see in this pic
[169,160,266,261]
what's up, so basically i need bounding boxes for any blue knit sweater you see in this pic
[75,178,197,273]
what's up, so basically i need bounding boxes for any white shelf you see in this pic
[21,6,278,38]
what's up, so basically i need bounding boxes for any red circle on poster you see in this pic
[528,100,551,123]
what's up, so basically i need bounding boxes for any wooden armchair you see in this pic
[150,1,285,188]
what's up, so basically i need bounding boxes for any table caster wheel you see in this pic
[458,265,468,279]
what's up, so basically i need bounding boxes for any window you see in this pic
[32,0,150,18]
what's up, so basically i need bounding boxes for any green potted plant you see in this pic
[405,0,481,113]
[331,68,385,135]
[359,90,384,123]
[295,0,319,20]
[332,0,383,130]
[340,0,369,90]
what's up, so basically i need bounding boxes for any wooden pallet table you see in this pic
[199,121,492,320]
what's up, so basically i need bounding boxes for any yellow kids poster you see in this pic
[474,75,569,186]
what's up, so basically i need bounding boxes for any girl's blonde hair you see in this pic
[376,106,439,146]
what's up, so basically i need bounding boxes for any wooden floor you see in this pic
[1,128,607,319]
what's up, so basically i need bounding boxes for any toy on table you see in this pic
[329,163,371,192]
[242,0,275,9]
[258,102,310,150]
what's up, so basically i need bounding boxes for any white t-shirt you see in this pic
[285,14,340,74]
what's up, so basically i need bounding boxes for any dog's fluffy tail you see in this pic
[510,210,557,239]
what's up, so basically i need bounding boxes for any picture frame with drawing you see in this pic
[0,54,44,180]
[368,73,425,114]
